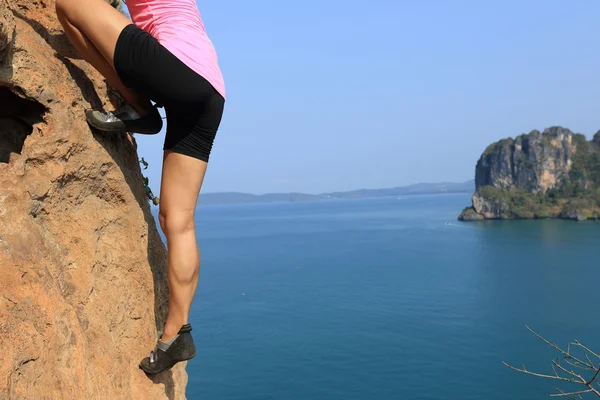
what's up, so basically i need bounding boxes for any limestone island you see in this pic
[459,126,600,221]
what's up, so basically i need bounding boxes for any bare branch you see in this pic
[574,341,600,360]
[552,364,564,379]
[586,354,597,370]
[524,325,595,370]
[502,361,577,383]
[550,388,590,398]
[550,388,589,399]
[504,326,600,398]
[564,358,595,372]
[552,359,585,382]
[586,367,600,387]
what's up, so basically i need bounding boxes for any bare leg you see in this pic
[55,0,151,113]
[158,151,207,342]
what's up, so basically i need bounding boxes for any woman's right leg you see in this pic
[55,0,152,114]
[157,151,208,343]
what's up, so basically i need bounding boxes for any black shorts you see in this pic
[113,24,224,162]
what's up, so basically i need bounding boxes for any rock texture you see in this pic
[0,1,187,399]
[459,127,600,220]
[475,127,576,194]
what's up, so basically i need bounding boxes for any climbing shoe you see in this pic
[85,103,163,134]
[139,324,196,375]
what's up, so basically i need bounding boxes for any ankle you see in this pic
[161,321,185,342]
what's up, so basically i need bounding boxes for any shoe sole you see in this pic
[139,355,195,375]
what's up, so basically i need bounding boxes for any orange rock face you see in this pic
[0,1,187,398]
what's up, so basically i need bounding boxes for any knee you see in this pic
[55,0,77,20]
[172,262,199,286]
[158,209,195,236]
[55,0,70,18]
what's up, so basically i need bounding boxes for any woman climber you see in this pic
[54,0,225,374]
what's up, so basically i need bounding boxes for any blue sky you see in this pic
[129,0,600,195]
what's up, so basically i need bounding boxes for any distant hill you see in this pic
[198,181,475,206]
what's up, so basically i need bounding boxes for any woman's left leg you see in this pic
[55,0,152,114]
[158,151,208,342]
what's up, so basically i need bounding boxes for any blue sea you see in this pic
[160,193,600,400]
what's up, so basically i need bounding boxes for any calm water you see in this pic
[158,193,600,399]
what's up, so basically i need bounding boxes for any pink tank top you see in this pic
[126,0,226,99]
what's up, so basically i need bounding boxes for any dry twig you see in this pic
[503,325,600,398]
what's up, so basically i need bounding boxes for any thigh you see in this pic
[159,151,208,224]
[56,0,131,67]
[163,93,224,162]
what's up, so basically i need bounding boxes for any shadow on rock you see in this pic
[150,369,176,400]
[13,10,106,110]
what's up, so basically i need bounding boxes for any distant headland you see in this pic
[459,126,600,221]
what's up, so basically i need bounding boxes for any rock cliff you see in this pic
[0,1,187,398]
[459,127,600,221]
